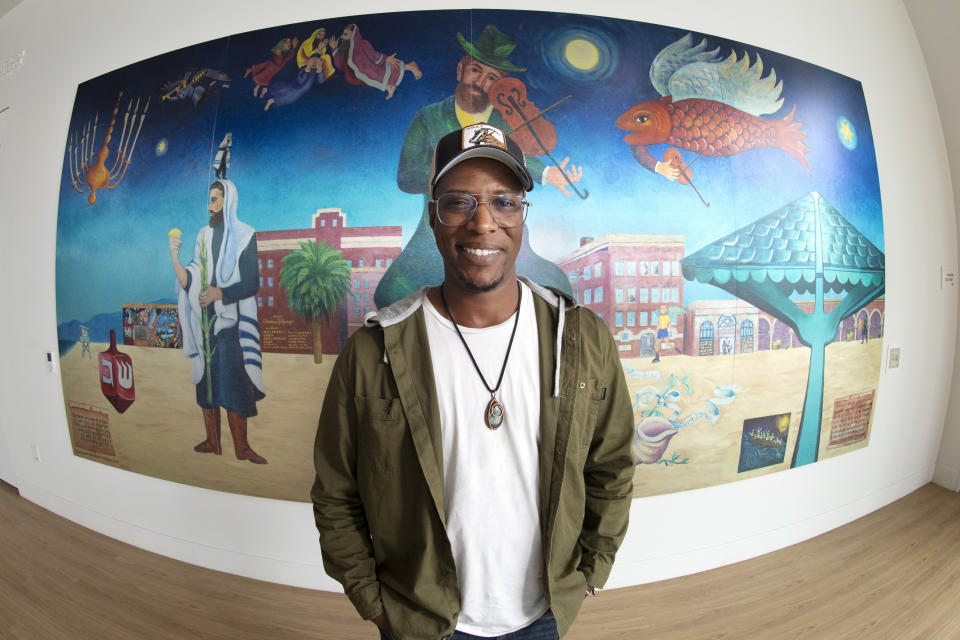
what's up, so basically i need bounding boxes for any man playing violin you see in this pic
[376,24,585,308]
[312,124,634,640]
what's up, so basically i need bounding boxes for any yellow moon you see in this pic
[564,38,599,71]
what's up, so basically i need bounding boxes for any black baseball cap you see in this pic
[429,123,534,198]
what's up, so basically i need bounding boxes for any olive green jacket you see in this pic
[311,278,634,639]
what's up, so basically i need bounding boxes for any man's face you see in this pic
[208,188,224,226]
[429,157,524,293]
[455,57,505,113]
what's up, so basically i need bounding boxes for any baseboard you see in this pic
[608,468,932,587]
[932,463,960,491]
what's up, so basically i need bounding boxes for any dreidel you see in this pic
[99,329,136,413]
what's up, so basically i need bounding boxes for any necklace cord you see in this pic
[439,280,522,394]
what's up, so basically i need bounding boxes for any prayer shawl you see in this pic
[177,179,264,394]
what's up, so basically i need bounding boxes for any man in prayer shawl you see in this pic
[168,179,267,464]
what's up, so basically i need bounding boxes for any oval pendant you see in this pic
[485,397,504,430]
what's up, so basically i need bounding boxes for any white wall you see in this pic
[903,0,960,492]
[0,0,954,592]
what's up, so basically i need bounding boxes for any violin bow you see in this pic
[501,94,588,200]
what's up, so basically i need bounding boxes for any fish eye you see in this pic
[635,114,649,124]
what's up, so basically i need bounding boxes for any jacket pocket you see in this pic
[354,396,406,477]
[576,378,602,451]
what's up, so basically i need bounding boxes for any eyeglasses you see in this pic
[434,193,531,228]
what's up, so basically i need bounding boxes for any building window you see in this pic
[267,296,274,307]
[662,261,670,275]
[621,332,630,342]
[258,259,262,270]
[568,270,577,279]
[639,311,648,325]
[627,261,636,276]
[386,258,392,267]
[641,261,649,275]
[259,277,263,287]
[627,288,636,303]
[594,286,603,302]
[672,287,680,302]
[583,266,590,279]
[700,321,714,341]
[332,219,338,227]
[652,261,660,275]
[354,279,360,288]
[364,305,371,314]
[651,288,660,303]
[584,289,592,304]
[593,263,602,278]
[615,261,623,275]
[320,219,326,227]
[639,288,649,303]
[354,306,361,316]
[741,319,754,339]
[346,259,353,268]
[615,312,623,327]
[627,312,635,326]
[353,293,359,302]
[358,258,364,267]
[363,280,370,289]
[375,259,383,268]
[615,288,624,303]
[267,258,274,269]
[364,292,370,302]
[267,276,274,287]
[257,296,263,307]
[672,261,680,276]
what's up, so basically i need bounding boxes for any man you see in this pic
[375,24,584,308]
[653,305,671,363]
[169,179,267,464]
[312,124,634,639]
[332,23,422,100]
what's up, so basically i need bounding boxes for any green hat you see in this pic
[456,24,526,73]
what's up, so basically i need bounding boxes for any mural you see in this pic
[55,10,884,501]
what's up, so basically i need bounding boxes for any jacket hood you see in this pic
[365,276,578,397]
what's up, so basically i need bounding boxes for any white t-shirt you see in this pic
[423,282,548,636]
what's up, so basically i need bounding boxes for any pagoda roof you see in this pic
[681,192,884,291]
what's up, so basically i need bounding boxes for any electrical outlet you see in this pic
[888,347,901,369]
[941,265,956,289]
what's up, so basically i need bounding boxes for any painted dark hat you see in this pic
[429,123,534,198]
[456,24,526,73]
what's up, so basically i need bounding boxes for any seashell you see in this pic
[632,416,679,465]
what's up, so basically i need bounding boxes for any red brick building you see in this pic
[555,234,686,357]
[254,208,401,356]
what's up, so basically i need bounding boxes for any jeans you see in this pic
[378,611,559,640]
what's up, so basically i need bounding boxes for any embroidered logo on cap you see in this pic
[462,123,507,150]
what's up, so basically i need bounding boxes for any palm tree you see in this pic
[279,241,352,363]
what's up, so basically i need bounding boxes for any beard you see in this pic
[455,82,489,113]
[209,210,224,227]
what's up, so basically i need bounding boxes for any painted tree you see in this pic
[279,241,352,363]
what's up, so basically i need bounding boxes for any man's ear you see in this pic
[455,60,464,83]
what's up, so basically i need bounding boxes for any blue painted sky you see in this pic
[56,9,883,323]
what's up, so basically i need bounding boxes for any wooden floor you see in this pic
[2,481,959,640]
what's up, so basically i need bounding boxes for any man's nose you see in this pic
[465,201,499,233]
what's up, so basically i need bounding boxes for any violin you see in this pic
[489,77,587,200]
[663,148,709,207]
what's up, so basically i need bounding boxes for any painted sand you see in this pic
[59,338,882,502]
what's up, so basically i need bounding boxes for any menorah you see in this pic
[68,91,149,204]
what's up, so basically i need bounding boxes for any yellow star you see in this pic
[839,121,853,143]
